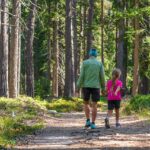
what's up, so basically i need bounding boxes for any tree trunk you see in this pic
[83,4,87,59]
[139,0,149,94]
[58,20,64,97]
[64,0,72,97]
[48,1,52,96]
[25,0,37,97]
[116,0,127,88]
[0,0,9,97]
[101,0,104,64]
[72,0,78,92]
[86,0,94,57]
[17,2,21,95]
[9,0,20,98]
[52,18,59,97]
[132,0,140,96]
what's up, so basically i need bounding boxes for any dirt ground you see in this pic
[15,112,150,150]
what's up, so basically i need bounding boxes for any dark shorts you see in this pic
[82,88,100,102]
[108,100,121,110]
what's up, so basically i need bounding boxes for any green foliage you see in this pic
[46,98,83,112]
[35,77,50,98]
[0,96,46,147]
[124,95,150,116]
[46,97,107,112]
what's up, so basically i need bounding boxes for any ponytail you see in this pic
[111,68,121,90]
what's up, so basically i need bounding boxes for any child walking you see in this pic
[105,68,123,128]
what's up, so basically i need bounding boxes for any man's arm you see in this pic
[77,63,84,88]
[100,63,105,91]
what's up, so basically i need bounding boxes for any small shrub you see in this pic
[124,95,150,116]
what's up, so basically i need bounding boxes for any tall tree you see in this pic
[17,2,21,95]
[25,0,37,97]
[0,0,9,97]
[86,0,94,57]
[47,0,52,95]
[116,0,127,88]
[58,20,65,97]
[52,5,59,97]
[72,0,78,92]
[83,3,87,58]
[132,0,140,96]
[9,0,20,98]
[101,0,104,64]
[64,0,72,97]
[139,0,150,94]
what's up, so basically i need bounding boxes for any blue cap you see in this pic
[89,48,97,57]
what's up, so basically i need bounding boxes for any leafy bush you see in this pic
[124,95,150,116]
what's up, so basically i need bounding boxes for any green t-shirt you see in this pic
[77,57,105,90]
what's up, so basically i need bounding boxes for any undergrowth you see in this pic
[0,96,46,147]
[123,95,150,117]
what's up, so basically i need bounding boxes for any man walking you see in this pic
[77,48,105,129]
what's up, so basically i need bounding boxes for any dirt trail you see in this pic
[15,112,150,150]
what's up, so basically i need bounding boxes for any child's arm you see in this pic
[114,86,121,96]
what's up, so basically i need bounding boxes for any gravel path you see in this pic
[15,112,150,150]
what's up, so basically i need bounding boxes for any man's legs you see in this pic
[91,102,97,123]
[84,101,90,120]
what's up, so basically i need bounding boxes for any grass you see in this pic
[46,96,107,112]
[46,97,83,112]
[0,96,47,148]
[123,95,150,117]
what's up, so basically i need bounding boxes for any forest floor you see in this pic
[15,112,150,150]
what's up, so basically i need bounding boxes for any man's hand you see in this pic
[101,90,107,96]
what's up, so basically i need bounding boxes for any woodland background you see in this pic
[0,0,150,99]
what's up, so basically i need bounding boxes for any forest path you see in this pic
[15,112,150,150]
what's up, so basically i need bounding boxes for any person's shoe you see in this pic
[116,123,121,128]
[105,118,110,129]
[90,123,96,129]
[85,120,91,128]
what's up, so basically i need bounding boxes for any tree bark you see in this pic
[58,20,64,97]
[132,0,140,96]
[0,0,9,97]
[25,0,37,97]
[17,2,21,95]
[9,0,20,98]
[48,1,52,96]
[52,18,59,97]
[64,0,72,97]
[139,0,149,94]
[72,0,78,92]
[101,0,104,64]
[83,4,87,59]
[116,0,127,88]
[86,0,94,58]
